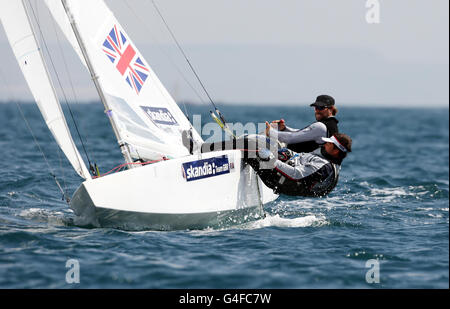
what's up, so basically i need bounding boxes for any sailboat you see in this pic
[0,0,278,230]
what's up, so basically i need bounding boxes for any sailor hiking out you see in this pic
[249,133,352,197]
[184,131,352,197]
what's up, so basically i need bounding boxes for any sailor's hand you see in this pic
[257,148,272,161]
[271,119,286,131]
[265,121,271,136]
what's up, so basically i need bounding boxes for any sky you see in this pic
[0,0,448,107]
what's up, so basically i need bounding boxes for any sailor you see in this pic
[248,133,352,197]
[188,132,352,198]
[268,94,339,153]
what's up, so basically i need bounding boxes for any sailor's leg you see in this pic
[183,131,276,163]
[252,166,283,192]
[181,130,195,154]
[200,139,238,153]
[200,136,261,159]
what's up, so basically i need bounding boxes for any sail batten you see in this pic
[0,0,91,180]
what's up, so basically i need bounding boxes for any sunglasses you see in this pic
[314,106,328,111]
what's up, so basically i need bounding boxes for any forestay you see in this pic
[0,0,91,179]
[45,0,204,161]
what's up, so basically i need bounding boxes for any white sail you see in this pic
[0,0,91,179]
[45,0,204,161]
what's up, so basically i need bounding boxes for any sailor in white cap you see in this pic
[250,133,352,197]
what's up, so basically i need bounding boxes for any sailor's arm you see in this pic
[272,153,327,180]
[268,122,327,144]
[283,125,298,133]
[270,119,303,132]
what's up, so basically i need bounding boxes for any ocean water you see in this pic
[0,103,448,289]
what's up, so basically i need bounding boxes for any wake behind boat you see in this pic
[0,0,278,230]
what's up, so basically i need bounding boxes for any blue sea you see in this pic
[0,103,448,289]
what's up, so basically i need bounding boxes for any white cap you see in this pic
[321,136,348,153]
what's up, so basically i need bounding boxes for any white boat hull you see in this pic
[70,149,278,230]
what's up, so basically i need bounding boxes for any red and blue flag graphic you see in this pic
[102,25,149,94]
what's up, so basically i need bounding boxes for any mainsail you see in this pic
[45,0,204,161]
[0,0,91,179]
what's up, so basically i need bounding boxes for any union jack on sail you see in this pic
[102,25,149,94]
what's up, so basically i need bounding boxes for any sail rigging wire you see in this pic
[93,158,168,178]
[149,0,215,107]
[26,0,96,175]
[149,0,235,139]
[48,7,98,171]
[145,0,268,206]
[122,0,206,120]
[7,0,67,191]
[0,67,69,203]
[16,102,69,203]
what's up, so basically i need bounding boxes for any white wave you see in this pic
[19,208,68,226]
[370,187,410,197]
[274,195,363,211]
[367,186,435,204]
[242,214,327,230]
[370,186,433,198]
[428,213,443,218]
[184,213,328,233]
[416,207,434,211]
[359,181,371,187]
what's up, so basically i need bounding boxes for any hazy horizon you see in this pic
[0,0,448,107]
[2,99,448,109]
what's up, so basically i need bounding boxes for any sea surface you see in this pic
[0,103,448,289]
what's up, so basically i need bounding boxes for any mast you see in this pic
[60,0,134,166]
